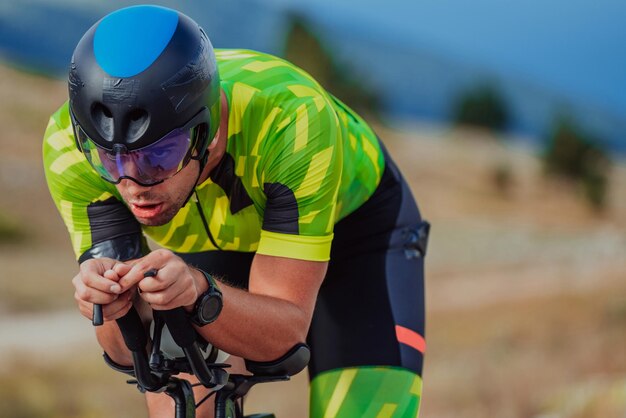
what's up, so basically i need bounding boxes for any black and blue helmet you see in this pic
[68,5,220,158]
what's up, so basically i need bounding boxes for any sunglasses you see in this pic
[71,108,208,186]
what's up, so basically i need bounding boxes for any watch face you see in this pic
[199,294,222,323]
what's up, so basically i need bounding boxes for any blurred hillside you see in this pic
[0,0,624,154]
[1,50,625,418]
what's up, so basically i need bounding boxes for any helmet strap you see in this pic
[195,121,214,169]
[181,127,212,207]
[180,160,204,208]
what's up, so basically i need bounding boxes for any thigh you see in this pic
[307,155,428,418]
[308,156,427,378]
[307,244,426,377]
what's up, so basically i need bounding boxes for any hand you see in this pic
[73,258,135,322]
[117,249,205,311]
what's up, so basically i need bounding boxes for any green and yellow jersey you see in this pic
[43,49,385,262]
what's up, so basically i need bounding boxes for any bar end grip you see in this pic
[93,303,104,326]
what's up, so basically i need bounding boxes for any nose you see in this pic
[115,152,143,181]
[118,177,152,195]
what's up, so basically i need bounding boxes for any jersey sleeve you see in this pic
[255,89,343,262]
[42,103,146,262]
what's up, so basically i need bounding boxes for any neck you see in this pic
[197,89,229,185]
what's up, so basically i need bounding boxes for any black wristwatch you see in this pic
[190,268,223,326]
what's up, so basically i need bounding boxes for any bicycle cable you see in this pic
[195,388,218,409]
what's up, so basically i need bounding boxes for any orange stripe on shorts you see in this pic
[395,325,426,354]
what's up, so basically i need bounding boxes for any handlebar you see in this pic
[113,269,227,392]
[116,306,228,391]
[102,268,311,418]
[156,307,227,388]
[116,305,165,391]
[93,304,104,326]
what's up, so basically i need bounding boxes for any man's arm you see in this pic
[117,250,327,362]
[196,253,327,361]
[43,106,149,366]
[73,257,148,366]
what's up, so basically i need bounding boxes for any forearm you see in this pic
[95,320,133,366]
[195,283,311,361]
[94,295,151,366]
[115,251,325,363]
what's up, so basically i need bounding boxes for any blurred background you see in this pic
[0,0,625,417]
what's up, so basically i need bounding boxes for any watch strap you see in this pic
[195,267,221,295]
[190,268,223,326]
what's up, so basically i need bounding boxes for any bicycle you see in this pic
[107,301,309,418]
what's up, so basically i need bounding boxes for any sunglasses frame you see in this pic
[70,107,209,186]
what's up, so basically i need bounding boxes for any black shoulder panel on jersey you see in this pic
[86,197,142,243]
[262,182,299,234]
[78,234,147,263]
[209,153,253,214]
[78,197,146,263]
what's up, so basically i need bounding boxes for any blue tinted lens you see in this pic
[79,126,194,185]
[72,107,208,186]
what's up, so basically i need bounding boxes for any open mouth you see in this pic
[130,202,164,219]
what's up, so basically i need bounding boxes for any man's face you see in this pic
[115,160,200,226]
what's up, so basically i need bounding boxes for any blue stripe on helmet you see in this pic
[94,5,179,78]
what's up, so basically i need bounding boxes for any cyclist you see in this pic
[43,5,428,417]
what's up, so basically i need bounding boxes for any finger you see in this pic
[79,257,118,275]
[75,298,113,323]
[103,268,122,294]
[112,262,133,277]
[102,269,123,294]
[138,276,160,293]
[117,250,173,290]
[103,297,133,321]
[76,298,94,320]
[102,289,133,311]
[74,283,120,305]
[116,267,147,292]
[141,285,187,311]
[137,270,177,293]
[82,271,123,294]
[141,263,198,307]
[103,269,119,281]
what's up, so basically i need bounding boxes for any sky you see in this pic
[261,0,626,117]
[1,0,623,149]
[3,0,624,117]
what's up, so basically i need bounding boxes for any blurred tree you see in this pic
[543,118,611,210]
[282,14,380,118]
[0,211,25,244]
[453,84,509,132]
[491,162,514,197]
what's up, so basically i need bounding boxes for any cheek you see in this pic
[161,168,198,201]
[173,161,200,188]
[150,184,180,203]
[166,186,188,204]
[114,183,131,202]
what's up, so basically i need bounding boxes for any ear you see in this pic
[208,129,220,151]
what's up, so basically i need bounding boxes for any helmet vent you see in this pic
[91,103,114,140]
[126,108,150,142]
